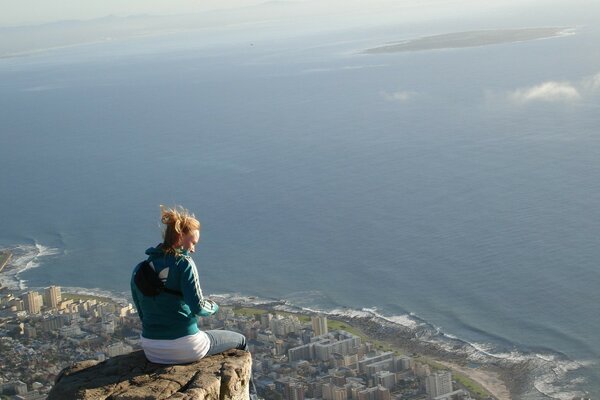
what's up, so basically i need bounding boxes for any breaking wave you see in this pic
[0,243,61,290]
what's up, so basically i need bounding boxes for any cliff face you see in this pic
[48,349,252,400]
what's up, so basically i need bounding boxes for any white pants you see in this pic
[141,331,210,364]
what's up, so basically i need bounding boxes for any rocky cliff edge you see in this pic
[48,349,252,400]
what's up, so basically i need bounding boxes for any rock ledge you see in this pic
[48,349,251,400]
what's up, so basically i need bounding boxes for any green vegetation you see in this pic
[62,292,117,304]
[453,374,489,398]
[232,307,269,318]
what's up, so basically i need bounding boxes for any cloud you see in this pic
[505,71,600,105]
[509,81,581,104]
[381,90,416,103]
[582,72,600,91]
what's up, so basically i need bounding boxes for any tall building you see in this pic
[22,291,42,314]
[312,315,328,336]
[331,386,348,400]
[44,286,62,309]
[270,315,300,337]
[425,371,453,399]
[288,331,361,362]
[260,313,273,329]
[358,352,395,374]
[374,371,396,390]
[288,382,306,400]
[396,356,413,371]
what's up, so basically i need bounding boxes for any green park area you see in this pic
[62,292,119,304]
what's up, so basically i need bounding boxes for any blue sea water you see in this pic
[1,9,600,399]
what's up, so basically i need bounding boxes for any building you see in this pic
[425,371,453,399]
[260,313,273,329]
[358,352,395,374]
[270,315,300,337]
[312,315,328,336]
[396,356,413,371]
[365,359,395,378]
[331,385,348,400]
[374,371,396,390]
[288,381,307,400]
[44,286,62,309]
[357,386,390,400]
[313,331,361,361]
[288,343,314,362]
[22,291,42,314]
[288,331,361,362]
[414,363,431,378]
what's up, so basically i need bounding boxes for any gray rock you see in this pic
[48,349,252,400]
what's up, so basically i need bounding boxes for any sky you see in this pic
[0,0,544,28]
[0,0,268,27]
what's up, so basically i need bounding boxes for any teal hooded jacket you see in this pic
[130,245,219,340]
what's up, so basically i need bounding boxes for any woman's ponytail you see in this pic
[160,205,200,253]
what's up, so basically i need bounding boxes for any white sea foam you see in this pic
[0,243,61,290]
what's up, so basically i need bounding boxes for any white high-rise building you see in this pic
[22,291,42,314]
[45,286,62,309]
[425,371,453,399]
[312,315,328,336]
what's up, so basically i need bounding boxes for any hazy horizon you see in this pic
[3,0,600,58]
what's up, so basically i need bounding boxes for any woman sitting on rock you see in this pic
[131,205,249,365]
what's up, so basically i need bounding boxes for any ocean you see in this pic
[1,5,599,398]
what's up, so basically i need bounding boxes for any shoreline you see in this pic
[0,242,578,400]
[224,300,514,400]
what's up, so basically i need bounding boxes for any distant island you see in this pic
[362,27,572,54]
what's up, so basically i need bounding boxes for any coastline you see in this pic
[221,299,514,400]
[0,241,581,399]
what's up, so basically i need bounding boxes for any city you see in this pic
[0,282,477,400]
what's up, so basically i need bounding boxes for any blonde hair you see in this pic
[160,205,200,253]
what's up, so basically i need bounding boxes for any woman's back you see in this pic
[131,245,201,340]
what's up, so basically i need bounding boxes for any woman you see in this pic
[130,205,249,365]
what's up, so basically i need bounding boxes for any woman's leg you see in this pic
[204,329,248,356]
[204,330,257,399]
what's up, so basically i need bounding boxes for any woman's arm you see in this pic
[179,257,219,317]
[130,269,144,320]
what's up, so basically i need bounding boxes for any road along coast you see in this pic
[0,251,12,273]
